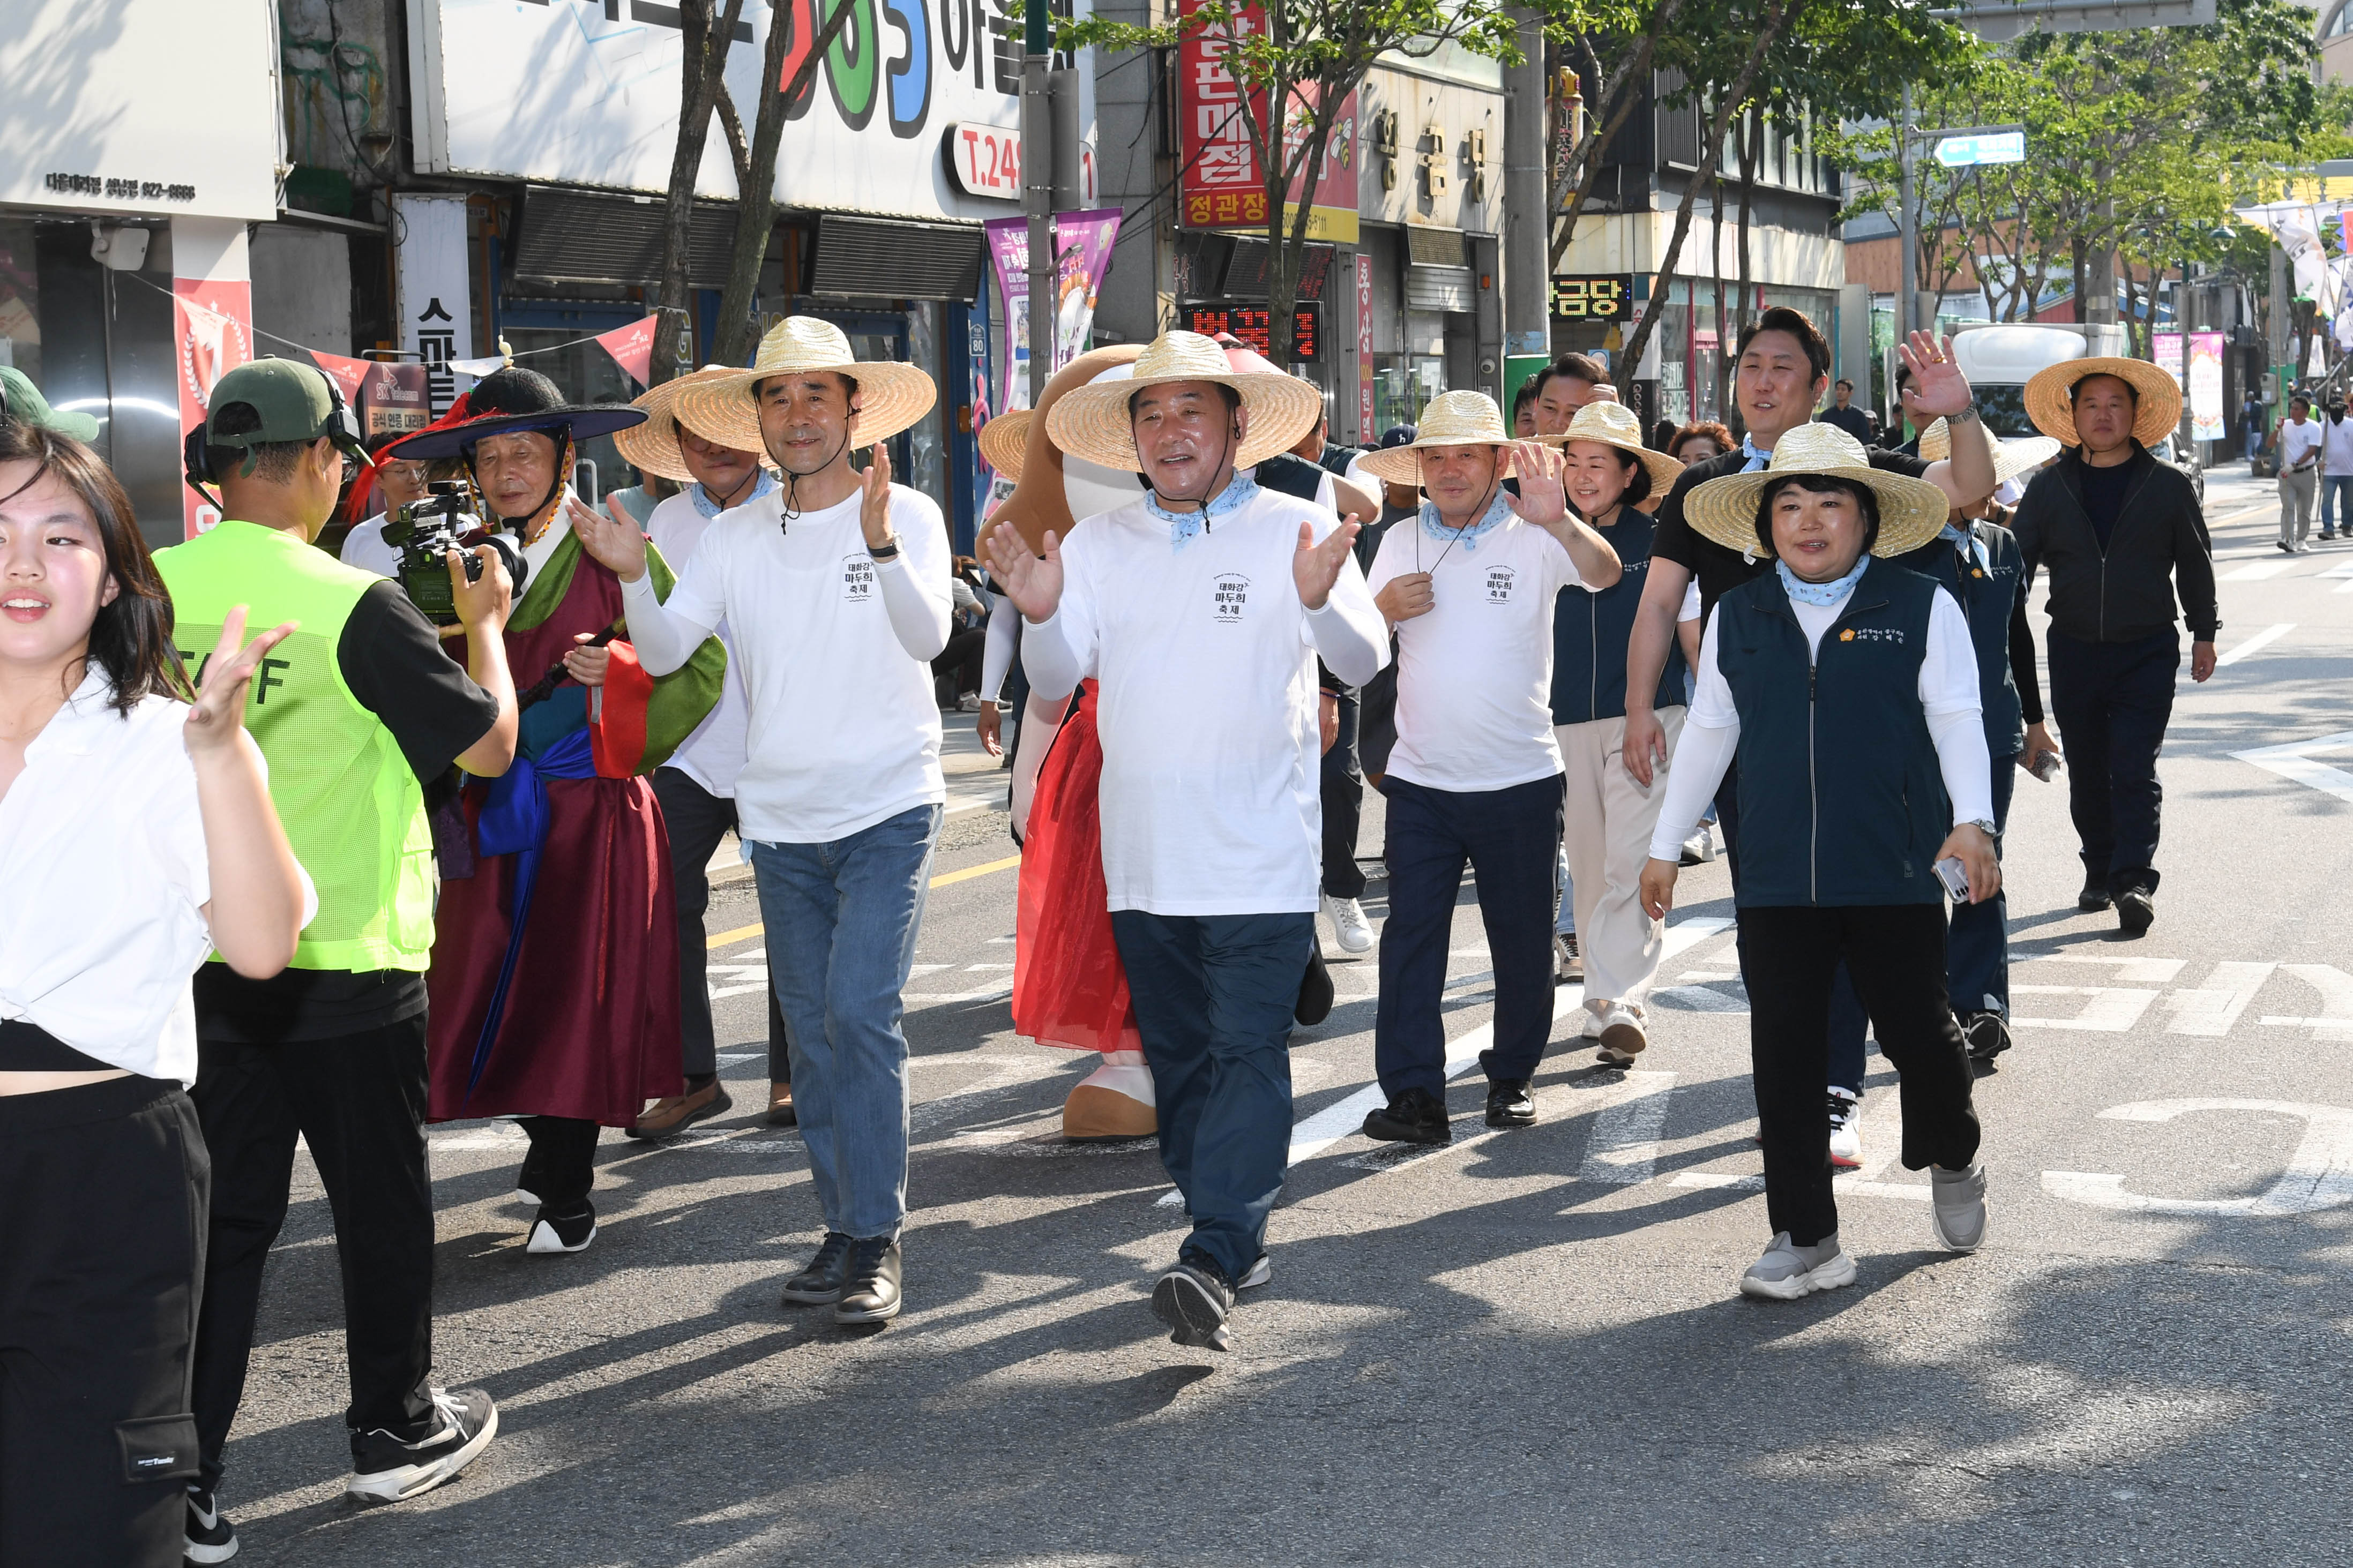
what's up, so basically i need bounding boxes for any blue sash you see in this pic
[465,726,597,1099]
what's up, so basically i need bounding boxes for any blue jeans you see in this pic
[1377,774,1564,1096]
[1110,911,1311,1285]
[1555,842,1576,936]
[2324,475,2353,535]
[1828,752,2015,1093]
[750,802,940,1240]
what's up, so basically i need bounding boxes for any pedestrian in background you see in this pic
[1357,394,1621,1143]
[2275,393,2321,553]
[2319,397,2353,542]
[1671,421,1735,468]
[0,418,309,1568]
[2015,358,2217,936]
[609,366,794,1140]
[155,359,517,1552]
[1528,352,1612,437]
[1549,401,1688,1066]
[1816,377,1873,445]
[586,318,949,1329]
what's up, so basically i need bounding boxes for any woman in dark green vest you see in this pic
[1638,425,1997,1302]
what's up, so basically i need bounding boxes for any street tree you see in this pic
[651,0,749,387]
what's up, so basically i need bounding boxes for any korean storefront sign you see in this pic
[1177,0,1358,241]
[393,194,474,419]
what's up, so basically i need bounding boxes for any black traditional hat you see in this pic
[384,366,646,460]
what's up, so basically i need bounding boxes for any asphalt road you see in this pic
[219,461,2353,1566]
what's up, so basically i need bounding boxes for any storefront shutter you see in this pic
[510,187,737,287]
[808,216,985,302]
[1406,266,1474,313]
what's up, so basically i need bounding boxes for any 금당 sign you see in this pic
[1934,131,2026,168]
[1552,275,1634,320]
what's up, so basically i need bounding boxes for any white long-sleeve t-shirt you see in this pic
[1020,485,1387,916]
[1648,577,1992,862]
[619,482,951,844]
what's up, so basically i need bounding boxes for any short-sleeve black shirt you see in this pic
[1650,446,1937,617]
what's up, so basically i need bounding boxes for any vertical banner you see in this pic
[393,193,474,418]
[1177,0,1358,241]
[2188,331,2225,441]
[1049,208,1123,373]
[985,216,1031,412]
[1356,252,1374,442]
[172,217,253,539]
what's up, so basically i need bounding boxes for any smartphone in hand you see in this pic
[1934,856,1970,902]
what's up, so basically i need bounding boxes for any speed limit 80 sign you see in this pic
[1552,275,1634,320]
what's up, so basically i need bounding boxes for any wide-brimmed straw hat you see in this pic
[977,409,1034,481]
[1917,417,2059,487]
[1354,392,1522,484]
[612,365,778,483]
[1548,399,1686,497]
[670,316,938,453]
[1044,329,1321,472]
[2022,357,2182,448]
[1683,424,1951,560]
[386,365,645,461]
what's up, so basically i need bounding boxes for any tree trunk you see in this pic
[1547,0,1685,269]
[711,0,860,368]
[1709,146,1726,421]
[1616,0,1792,399]
[1736,102,1757,347]
[651,0,750,387]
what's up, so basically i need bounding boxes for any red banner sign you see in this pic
[596,315,659,387]
[1356,252,1373,442]
[306,348,377,403]
[174,282,253,538]
[1177,0,1357,238]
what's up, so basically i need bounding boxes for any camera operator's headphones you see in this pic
[183,356,371,512]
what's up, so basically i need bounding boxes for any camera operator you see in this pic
[152,359,518,1554]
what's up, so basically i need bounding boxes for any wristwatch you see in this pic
[1962,817,1998,837]
[1950,401,1982,425]
[868,533,901,561]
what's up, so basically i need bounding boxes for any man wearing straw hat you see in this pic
[982,329,1386,1353]
[2012,357,2217,937]
[1349,392,1623,1144]
[577,318,951,1327]
[1639,426,1997,1300]
[609,367,795,1139]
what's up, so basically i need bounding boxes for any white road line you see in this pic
[2164,962,2277,1036]
[2317,558,2353,579]
[1576,1071,1679,1184]
[1286,916,1734,1171]
[1653,983,1746,1013]
[2044,1099,2353,1215]
[2232,729,2353,806]
[2221,560,2297,581]
[2011,984,2161,1032]
[2270,963,2353,1040]
[2214,622,2294,666]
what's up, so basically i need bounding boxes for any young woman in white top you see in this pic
[0,422,309,1568]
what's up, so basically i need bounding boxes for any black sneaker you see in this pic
[779,1231,854,1305]
[2077,876,2112,913]
[347,1387,497,1502]
[525,1202,595,1254]
[833,1237,903,1325]
[1363,1086,1451,1144]
[1151,1258,1234,1351]
[1484,1077,1536,1129]
[184,1486,239,1564]
[1960,1010,2012,1063]
[2116,887,2155,937]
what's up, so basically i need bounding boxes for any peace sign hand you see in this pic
[183,605,298,758]
[1295,515,1363,611]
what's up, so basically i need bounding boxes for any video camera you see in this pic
[379,481,527,625]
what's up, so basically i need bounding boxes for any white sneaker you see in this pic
[1555,931,1583,984]
[1739,1231,1857,1300]
[1238,1253,1272,1290]
[1579,1001,1604,1039]
[1323,894,1373,954]
[1595,1004,1647,1066]
[1828,1088,1863,1169]
[1680,825,1716,866]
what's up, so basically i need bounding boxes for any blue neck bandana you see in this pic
[1777,553,1870,606]
[692,468,777,519]
[1741,435,1773,472]
[1146,471,1260,551]
[1418,490,1512,555]
[1938,521,1991,573]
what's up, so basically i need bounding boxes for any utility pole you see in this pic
[1898,83,1918,344]
[1021,0,1056,404]
[1503,7,1550,378]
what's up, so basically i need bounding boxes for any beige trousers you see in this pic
[1556,708,1686,1014]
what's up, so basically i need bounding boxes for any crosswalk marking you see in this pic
[2214,622,2294,666]
[2164,963,2277,1036]
[1577,1071,1678,1184]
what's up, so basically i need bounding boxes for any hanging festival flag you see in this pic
[305,348,378,402]
[1049,208,1123,376]
[595,316,660,387]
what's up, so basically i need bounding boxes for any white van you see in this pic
[1946,323,2130,439]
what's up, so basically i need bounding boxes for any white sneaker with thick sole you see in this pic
[1827,1088,1863,1169]
[1322,894,1374,954]
[1738,1231,1857,1301]
[1595,1004,1647,1066]
[347,1388,498,1503]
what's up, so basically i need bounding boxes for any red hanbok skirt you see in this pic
[1011,682,1141,1053]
